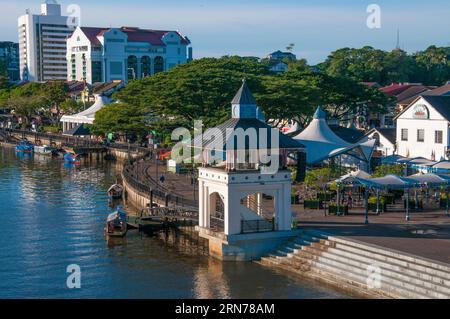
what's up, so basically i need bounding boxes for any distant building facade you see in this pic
[66,26,192,84]
[0,41,19,82]
[18,1,73,82]
[395,96,450,161]
[267,50,296,61]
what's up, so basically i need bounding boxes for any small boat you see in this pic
[15,140,34,153]
[105,208,127,237]
[108,184,124,200]
[34,145,56,156]
[64,152,81,164]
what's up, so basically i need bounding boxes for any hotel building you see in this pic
[18,1,73,82]
[66,26,192,84]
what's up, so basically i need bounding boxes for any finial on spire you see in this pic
[231,78,256,105]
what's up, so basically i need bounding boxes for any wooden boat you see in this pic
[34,145,56,156]
[15,140,34,153]
[108,184,124,199]
[105,209,127,237]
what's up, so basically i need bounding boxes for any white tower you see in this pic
[196,80,303,261]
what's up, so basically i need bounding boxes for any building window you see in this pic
[417,129,425,142]
[401,129,408,141]
[92,61,102,83]
[154,56,164,74]
[141,56,151,77]
[435,130,443,144]
[127,55,138,80]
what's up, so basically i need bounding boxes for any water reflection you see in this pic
[0,147,350,299]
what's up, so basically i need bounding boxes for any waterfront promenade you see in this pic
[125,156,450,266]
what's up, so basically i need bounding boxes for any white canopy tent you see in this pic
[293,107,375,165]
[61,94,111,133]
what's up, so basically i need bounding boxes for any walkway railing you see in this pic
[1,128,150,153]
[241,218,276,234]
[122,153,198,211]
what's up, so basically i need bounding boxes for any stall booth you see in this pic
[336,173,450,223]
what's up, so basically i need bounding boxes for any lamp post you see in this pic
[376,189,380,215]
[406,189,411,222]
[446,187,449,217]
[364,187,369,225]
[336,183,341,216]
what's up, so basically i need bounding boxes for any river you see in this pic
[0,147,350,299]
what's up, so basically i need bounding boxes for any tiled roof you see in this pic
[330,125,365,144]
[380,83,414,97]
[80,26,189,47]
[195,118,304,150]
[421,96,450,122]
[396,86,431,104]
[423,83,450,96]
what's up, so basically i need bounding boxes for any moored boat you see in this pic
[34,145,56,156]
[15,140,34,153]
[105,208,127,237]
[108,184,124,199]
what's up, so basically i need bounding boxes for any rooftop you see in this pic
[79,26,190,47]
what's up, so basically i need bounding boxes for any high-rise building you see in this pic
[18,1,73,82]
[66,26,192,84]
[0,41,20,82]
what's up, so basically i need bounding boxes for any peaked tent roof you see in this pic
[61,95,111,125]
[293,106,375,164]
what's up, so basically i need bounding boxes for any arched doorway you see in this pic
[154,56,164,74]
[141,56,151,77]
[209,192,224,232]
[127,55,138,80]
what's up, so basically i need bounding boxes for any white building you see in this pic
[18,1,73,81]
[360,128,396,157]
[395,96,450,161]
[66,26,192,84]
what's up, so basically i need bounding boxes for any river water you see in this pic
[0,147,349,299]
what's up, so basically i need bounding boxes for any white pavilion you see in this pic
[60,94,111,134]
[195,80,304,261]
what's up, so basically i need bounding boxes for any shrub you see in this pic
[328,204,348,215]
[304,199,323,209]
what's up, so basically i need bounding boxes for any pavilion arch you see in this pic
[209,192,225,232]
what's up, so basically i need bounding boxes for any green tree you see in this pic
[60,98,85,114]
[372,164,405,178]
[91,103,148,139]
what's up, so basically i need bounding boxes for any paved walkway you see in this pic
[294,207,450,264]
[135,159,198,204]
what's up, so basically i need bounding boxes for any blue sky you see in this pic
[1,0,449,64]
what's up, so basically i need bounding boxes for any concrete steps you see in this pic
[258,230,450,299]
